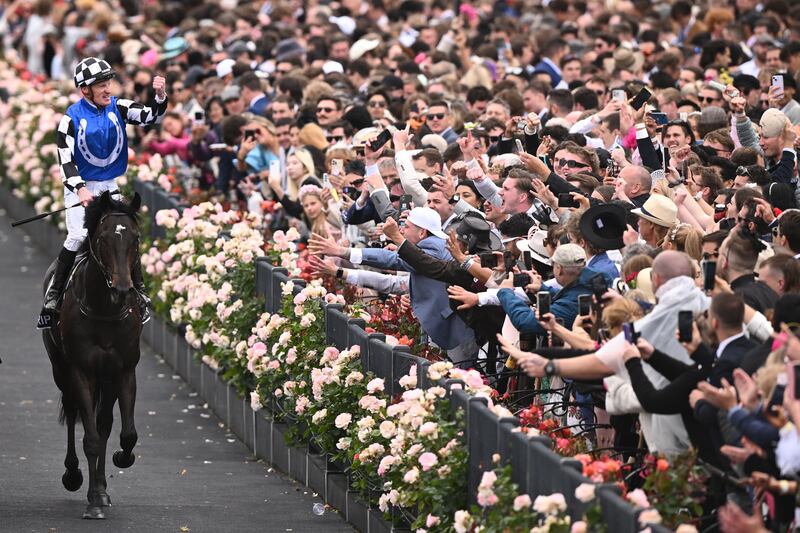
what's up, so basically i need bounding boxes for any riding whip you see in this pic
[10,203,81,228]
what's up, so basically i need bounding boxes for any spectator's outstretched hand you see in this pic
[308,233,346,258]
[446,232,467,263]
[393,125,413,152]
[496,334,548,377]
[697,379,737,410]
[718,501,767,533]
[447,285,479,310]
[307,255,337,277]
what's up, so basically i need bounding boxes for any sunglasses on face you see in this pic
[327,135,344,143]
[593,90,606,97]
[350,178,365,187]
[317,107,335,114]
[427,113,446,120]
[702,251,719,261]
[699,95,720,103]
[489,135,501,143]
[368,100,387,108]
[556,158,589,168]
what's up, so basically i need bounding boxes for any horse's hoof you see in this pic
[98,493,112,507]
[112,450,135,468]
[82,505,105,520]
[62,469,83,492]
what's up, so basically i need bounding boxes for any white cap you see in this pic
[406,207,448,240]
[216,58,236,78]
[322,60,344,75]
[349,38,380,61]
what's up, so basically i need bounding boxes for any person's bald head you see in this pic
[652,250,694,291]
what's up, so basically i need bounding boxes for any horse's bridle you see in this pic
[88,212,138,289]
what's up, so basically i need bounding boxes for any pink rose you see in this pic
[425,515,440,527]
[513,494,531,511]
[418,452,438,471]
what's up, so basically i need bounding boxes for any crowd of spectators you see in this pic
[6,0,800,530]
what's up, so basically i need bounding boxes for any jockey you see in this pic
[37,57,168,329]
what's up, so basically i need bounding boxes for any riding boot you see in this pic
[37,247,77,329]
[131,258,151,324]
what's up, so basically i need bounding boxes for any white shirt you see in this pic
[715,331,745,359]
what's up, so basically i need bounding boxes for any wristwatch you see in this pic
[335,268,344,279]
[544,360,558,377]
[448,193,461,205]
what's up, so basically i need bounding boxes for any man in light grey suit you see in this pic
[309,207,478,365]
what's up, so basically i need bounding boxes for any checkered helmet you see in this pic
[73,57,115,88]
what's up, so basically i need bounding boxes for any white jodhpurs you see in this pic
[63,179,121,252]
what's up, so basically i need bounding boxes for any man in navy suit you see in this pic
[239,71,270,116]
[706,293,758,387]
[532,38,570,88]
[309,207,478,365]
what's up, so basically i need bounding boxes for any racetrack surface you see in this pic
[0,206,353,532]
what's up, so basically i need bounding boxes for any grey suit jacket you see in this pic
[357,237,475,350]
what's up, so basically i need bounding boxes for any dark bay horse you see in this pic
[42,191,143,519]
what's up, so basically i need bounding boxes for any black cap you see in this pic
[579,203,627,250]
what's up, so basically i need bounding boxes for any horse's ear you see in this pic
[99,190,112,209]
[129,192,141,213]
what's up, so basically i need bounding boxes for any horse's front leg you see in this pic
[113,370,138,469]
[73,372,105,519]
[62,398,83,492]
[94,384,117,507]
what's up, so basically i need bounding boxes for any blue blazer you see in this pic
[249,94,270,116]
[342,197,382,225]
[360,237,475,350]
[587,252,619,286]
[497,267,599,335]
[533,59,562,87]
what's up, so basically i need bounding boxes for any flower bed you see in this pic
[0,67,700,532]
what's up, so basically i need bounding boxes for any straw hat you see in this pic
[631,195,678,228]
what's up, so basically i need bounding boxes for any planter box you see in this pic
[289,445,308,485]
[307,452,328,497]
[326,473,349,524]
[255,411,272,463]
[201,364,219,413]
[271,421,291,474]
[175,336,189,380]
[212,371,229,422]
[346,491,370,533]
[368,510,395,533]
[228,390,245,441]
[188,348,202,391]
[153,316,165,357]
[244,406,256,453]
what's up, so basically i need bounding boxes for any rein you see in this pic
[77,211,139,322]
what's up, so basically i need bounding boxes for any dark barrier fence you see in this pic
[43,181,664,533]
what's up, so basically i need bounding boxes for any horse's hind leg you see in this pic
[94,384,116,507]
[113,370,137,469]
[61,399,83,492]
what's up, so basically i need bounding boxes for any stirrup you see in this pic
[37,308,58,330]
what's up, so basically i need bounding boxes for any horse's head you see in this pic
[84,191,142,299]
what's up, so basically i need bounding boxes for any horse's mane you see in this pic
[84,193,140,237]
